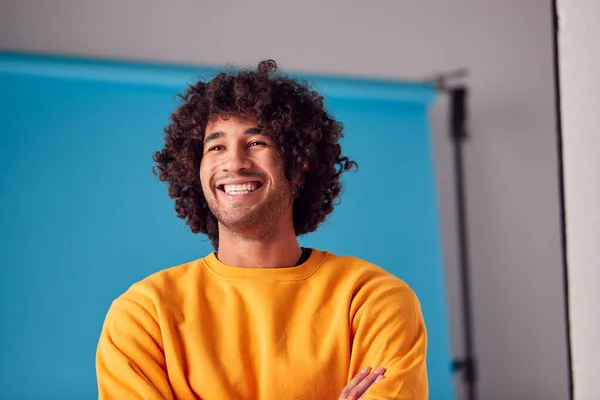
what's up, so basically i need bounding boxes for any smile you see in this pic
[217,181,263,196]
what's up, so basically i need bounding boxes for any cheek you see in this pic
[263,151,285,172]
[199,162,212,191]
[267,161,289,187]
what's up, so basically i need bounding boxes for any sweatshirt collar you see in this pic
[202,248,327,281]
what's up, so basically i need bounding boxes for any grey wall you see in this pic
[558,0,599,398]
[0,1,570,398]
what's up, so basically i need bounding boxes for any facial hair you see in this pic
[204,170,294,242]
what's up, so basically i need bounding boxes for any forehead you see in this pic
[204,115,260,135]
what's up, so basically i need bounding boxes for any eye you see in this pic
[207,145,224,152]
[248,141,267,148]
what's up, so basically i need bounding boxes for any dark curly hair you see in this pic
[153,59,357,249]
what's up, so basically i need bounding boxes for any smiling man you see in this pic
[96,60,428,399]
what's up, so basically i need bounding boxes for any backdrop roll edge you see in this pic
[0,51,437,105]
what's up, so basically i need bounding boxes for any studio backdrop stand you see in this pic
[432,71,477,400]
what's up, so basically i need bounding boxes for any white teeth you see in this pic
[227,190,252,195]
[223,182,259,195]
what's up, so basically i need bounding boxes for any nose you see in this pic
[222,146,252,172]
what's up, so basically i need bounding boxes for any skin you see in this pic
[339,367,386,400]
[200,116,301,269]
[199,116,385,398]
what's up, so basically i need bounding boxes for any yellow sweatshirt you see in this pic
[96,249,428,399]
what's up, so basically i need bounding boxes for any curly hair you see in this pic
[153,59,357,249]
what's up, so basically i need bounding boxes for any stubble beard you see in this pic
[206,182,293,242]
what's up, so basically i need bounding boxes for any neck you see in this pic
[216,219,302,269]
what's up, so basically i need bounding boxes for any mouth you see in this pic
[217,181,264,196]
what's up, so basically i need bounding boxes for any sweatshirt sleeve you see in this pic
[96,295,174,400]
[349,281,428,400]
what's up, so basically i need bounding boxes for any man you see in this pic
[96,60,428,399]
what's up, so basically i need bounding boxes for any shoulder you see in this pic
[321,250,412,291]
[321,250,420,313]
[112,257,206,316]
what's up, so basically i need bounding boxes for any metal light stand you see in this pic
[432,70,477,400]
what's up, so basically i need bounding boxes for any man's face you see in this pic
[199,116,294,238]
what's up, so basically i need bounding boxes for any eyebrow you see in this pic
[203,127,263,145]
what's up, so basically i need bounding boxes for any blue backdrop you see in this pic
[0,53,454,399]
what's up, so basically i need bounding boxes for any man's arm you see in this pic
[349,283,428,400]
[96,296,174,400]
